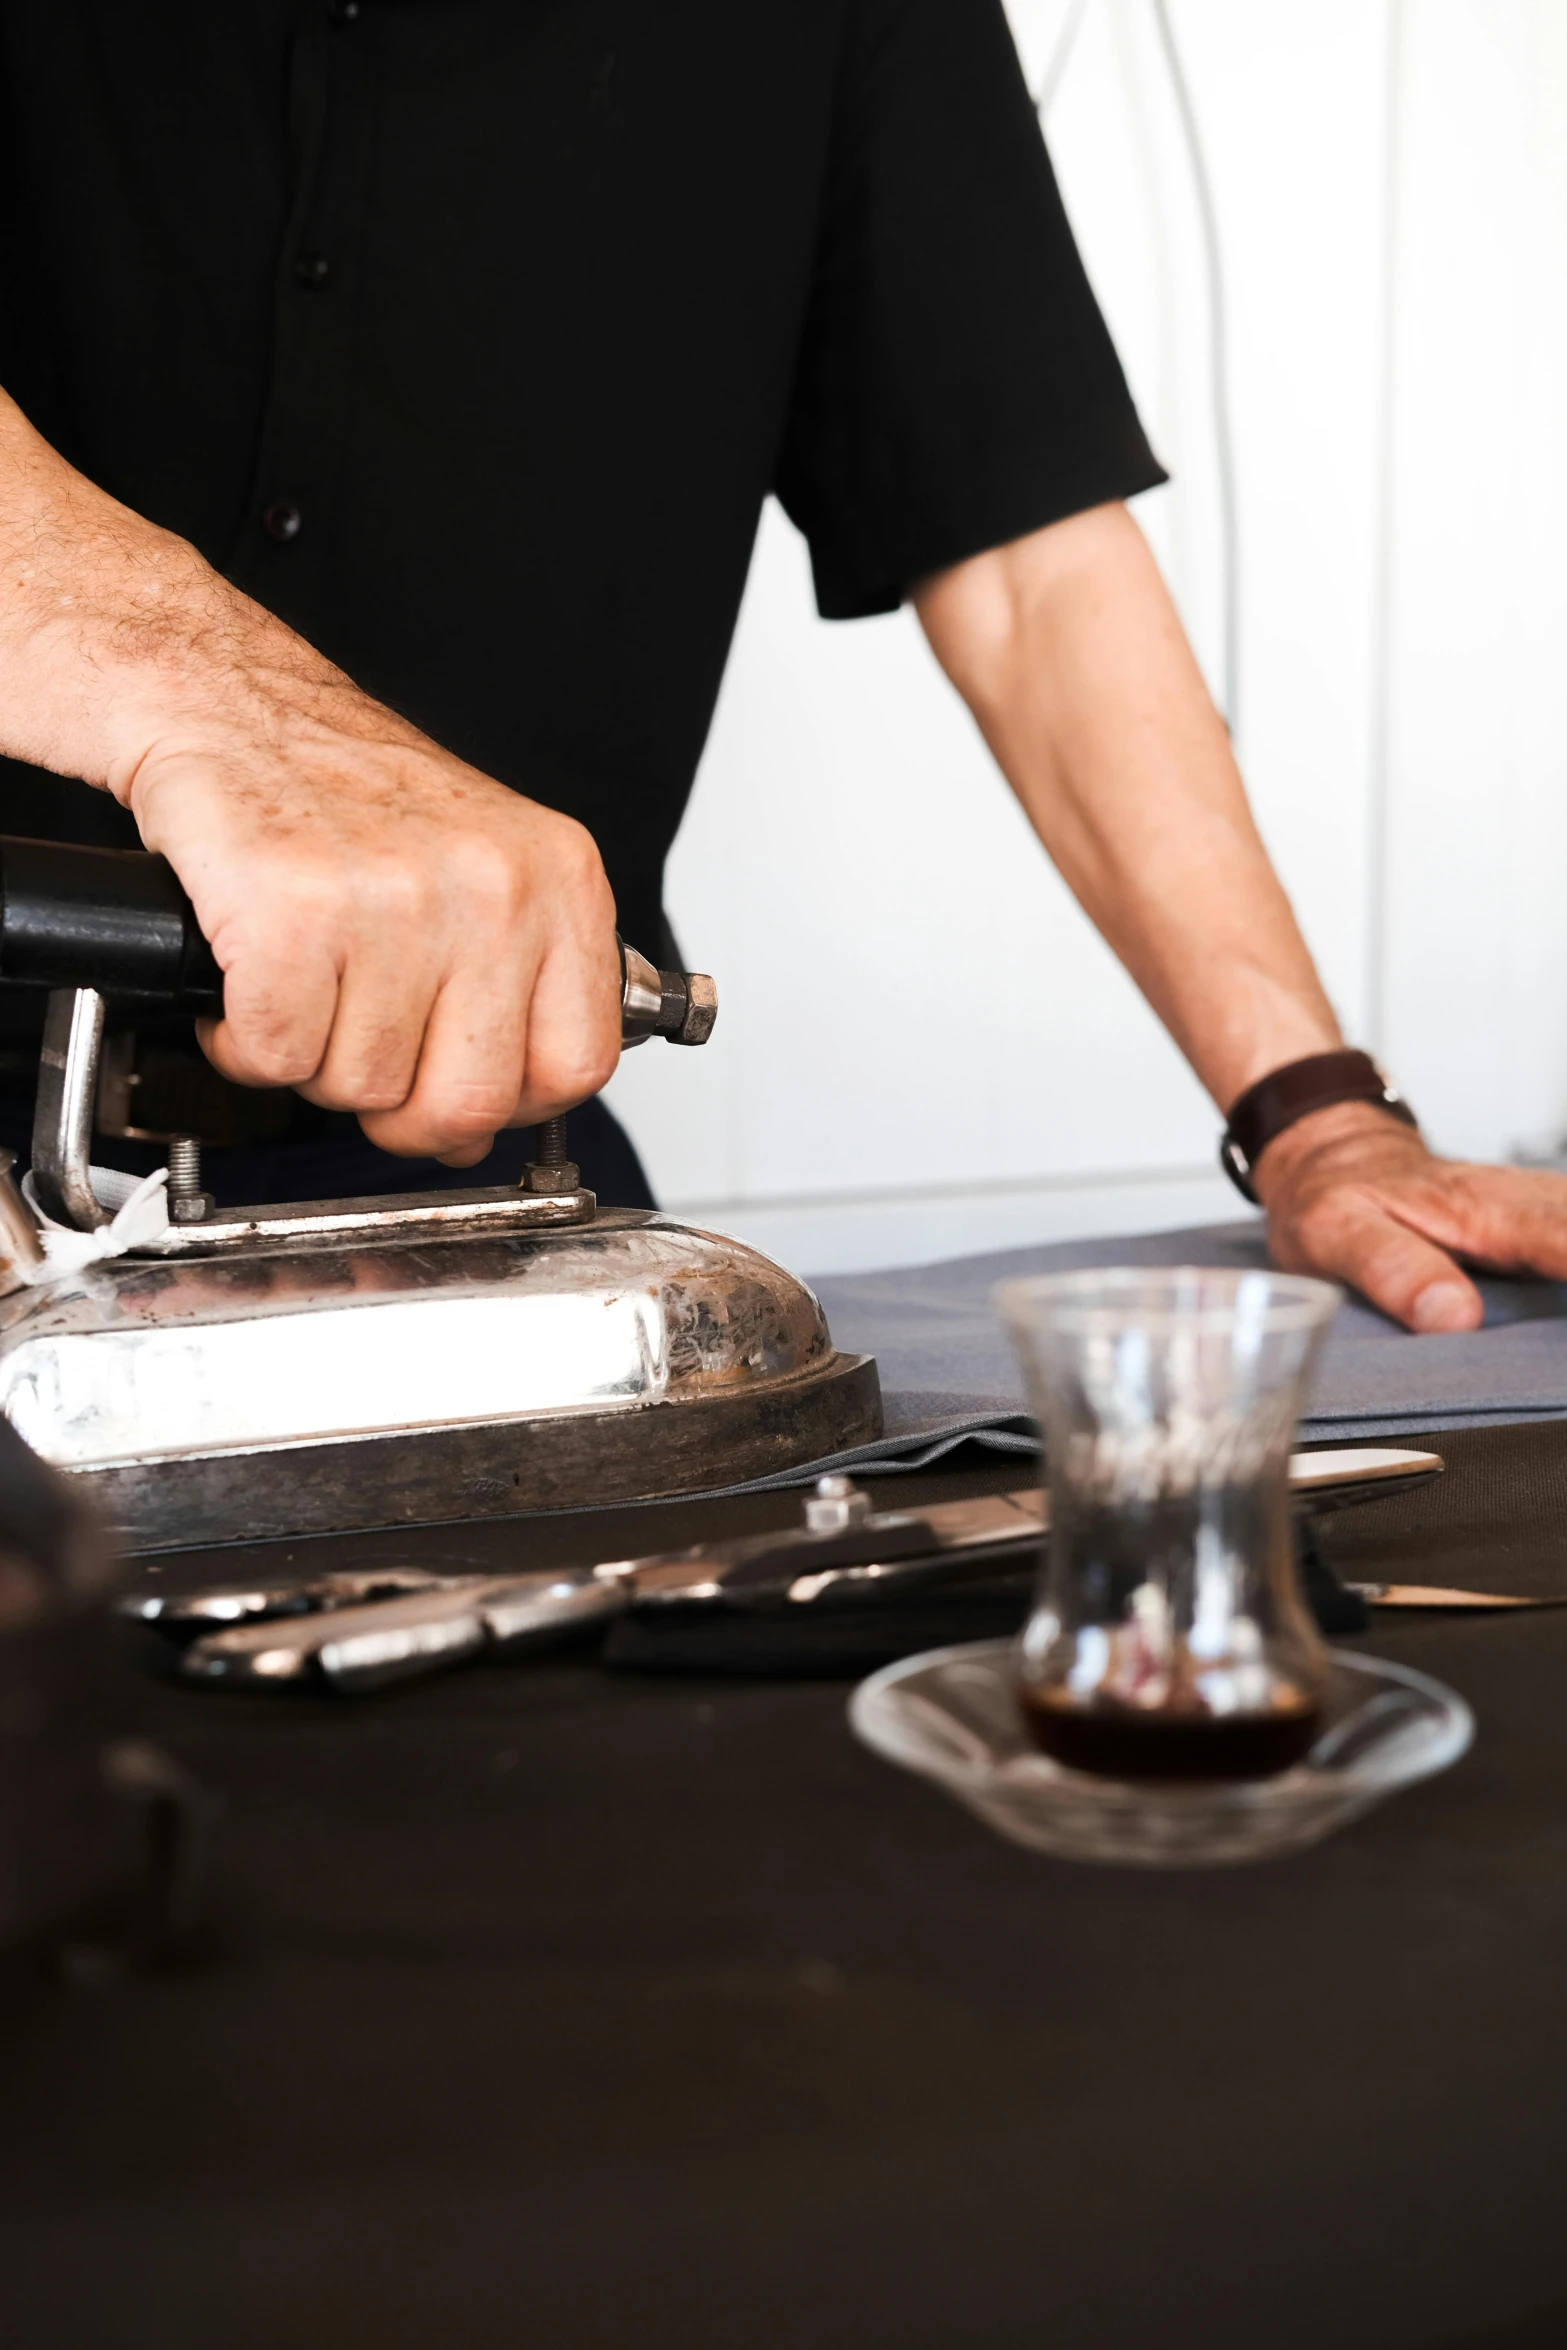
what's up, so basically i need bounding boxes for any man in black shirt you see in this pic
[1,0,1563,1330]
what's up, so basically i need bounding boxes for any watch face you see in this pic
[1219,1134,1259,1204]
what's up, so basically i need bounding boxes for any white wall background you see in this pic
[605,0,1567,1275]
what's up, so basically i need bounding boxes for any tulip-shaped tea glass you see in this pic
[995,1267,1341,1781]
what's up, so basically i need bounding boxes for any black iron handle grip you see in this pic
[0,837,716,1044]
[0,838,222,1008]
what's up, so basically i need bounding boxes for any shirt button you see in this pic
[328,0,361,21]
[262,500,303,543]
[295,251,331,288]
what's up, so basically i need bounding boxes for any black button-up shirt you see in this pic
[0,0,1162,954]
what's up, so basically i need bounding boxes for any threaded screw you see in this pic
[534,1116,569,1167]
[522,1114,580,1196]
[166,1135,214,1224]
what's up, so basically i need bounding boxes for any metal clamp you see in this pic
[32,988,111,1231]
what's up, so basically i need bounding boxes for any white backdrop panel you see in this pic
[1380,0,1567,1163]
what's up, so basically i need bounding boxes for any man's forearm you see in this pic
[0,384,348,798]
[1,384,207,785]
[914,502,1340,1113]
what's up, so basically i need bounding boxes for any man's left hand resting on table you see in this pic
[1253,1101,1567,1332]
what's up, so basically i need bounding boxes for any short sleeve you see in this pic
[776,0,1166,619]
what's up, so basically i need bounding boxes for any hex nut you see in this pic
[522,1163,580,1195]
[676,972,718,1047]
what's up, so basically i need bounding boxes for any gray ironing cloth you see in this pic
[737,1220,1567,1490]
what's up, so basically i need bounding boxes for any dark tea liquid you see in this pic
[1021,1482,1323,1780]
[1020,1688,1322,1781]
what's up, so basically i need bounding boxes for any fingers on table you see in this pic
[1279,1191,1484,1332]
[1414,1165,1567,1282]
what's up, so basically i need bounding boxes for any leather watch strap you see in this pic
[1220,1049,1417,1205]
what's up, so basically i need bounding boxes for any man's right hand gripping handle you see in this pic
[0,838,715,1051]
[0,385,625,1167]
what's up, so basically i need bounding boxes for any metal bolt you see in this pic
[804,1474,873,1533]
[674,971,718,1047]
[522,1115,580,1196]
[166,1135,214,1225]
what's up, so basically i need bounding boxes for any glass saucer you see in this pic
[848,1641,1473,1868]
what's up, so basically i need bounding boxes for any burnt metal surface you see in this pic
[59,1406,1412,1579]
[69,1354,882,1554]
[129,1181,598,1253]
[0,1212,882,1551]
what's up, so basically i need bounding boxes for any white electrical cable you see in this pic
[1149,0,1241,739]
[1034,0,1242,737]
[1035,0,1093,121]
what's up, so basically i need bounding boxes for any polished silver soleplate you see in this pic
[0,1210,882,1551]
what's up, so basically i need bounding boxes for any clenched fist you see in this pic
[124,648,621,1166]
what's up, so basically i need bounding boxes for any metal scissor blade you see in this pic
[1349,1581,1563,1610]
[123,1563,466,1636]
[1286,1445,1444,1510]
[181,1570,623,1692]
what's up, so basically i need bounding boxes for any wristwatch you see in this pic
[1220,1049,1417,1205]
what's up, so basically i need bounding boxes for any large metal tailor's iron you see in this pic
[0,841,881,1552]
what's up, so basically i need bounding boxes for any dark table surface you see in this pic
[7,1436,1567,2350]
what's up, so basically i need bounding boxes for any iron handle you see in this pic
[0,837,716,1045]
[0,838,220,1008]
